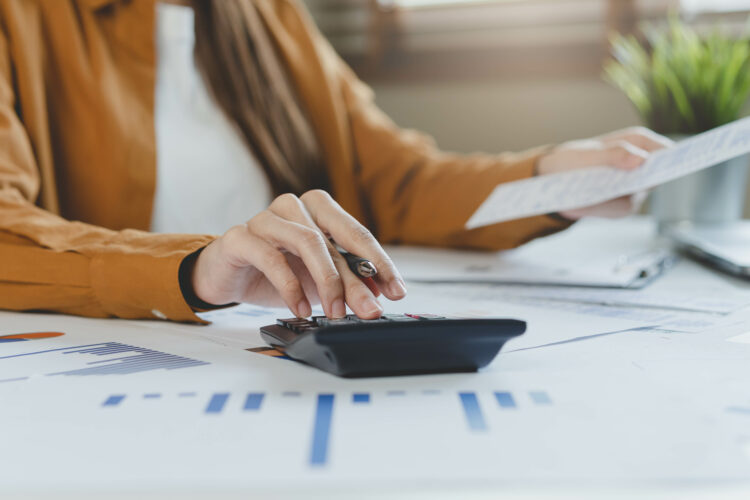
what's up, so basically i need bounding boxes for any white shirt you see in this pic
[151,3,273,235]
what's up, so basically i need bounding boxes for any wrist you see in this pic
[533,144,559,177]
[178,247,236,311]
[547,211,577,223]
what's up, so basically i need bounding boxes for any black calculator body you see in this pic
[260,314,526,378]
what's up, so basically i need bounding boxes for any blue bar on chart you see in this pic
[310,394,335,467]
[494,391,517,409]
[0,377,29,383]
[143,393,161,399]
[352,393,370,404]
[459,392,487,432]
[282,391,301,397]
[102,395,126,407]
[0,342,209,378]
[244,393,265,411]
[529,391,552,405]
[205,393,230,414]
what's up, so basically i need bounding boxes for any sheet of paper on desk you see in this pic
[2,309,750,490]
[479,284,750,314]
[466,116,750,228]
[727,331,750,344]
[132,288,653,352]
[124,303,326,351]
[388,218,672,288]
[379,282,654,350]
[420,281,746,333]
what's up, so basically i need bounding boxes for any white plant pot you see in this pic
[649,134,749,231]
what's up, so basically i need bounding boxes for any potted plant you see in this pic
[604,16,750,228]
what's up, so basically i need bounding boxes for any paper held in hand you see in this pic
[466,117,750,229]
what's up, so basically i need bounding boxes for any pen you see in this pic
[337,248,378,278]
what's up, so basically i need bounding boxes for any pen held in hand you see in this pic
[339,250,378,278]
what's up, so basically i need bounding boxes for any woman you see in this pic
[0,0,669,323]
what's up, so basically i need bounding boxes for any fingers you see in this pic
[221,225,311,317]
[361,277,381,298]
[268,193,384,319]
[206,191,404,320]
[568,140,650,171]
[601,127,674,152]
[248,210,346,319]
[586,195,637,217]
[299,190,407,302]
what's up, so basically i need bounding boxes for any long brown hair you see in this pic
[190,0,327,196]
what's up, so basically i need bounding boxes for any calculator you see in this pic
[260,314,526,378]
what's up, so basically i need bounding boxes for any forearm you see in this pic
[0,195,215,322]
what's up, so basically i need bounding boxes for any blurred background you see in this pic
[304,0,750,215]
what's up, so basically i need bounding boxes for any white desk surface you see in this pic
[2,217,750,500]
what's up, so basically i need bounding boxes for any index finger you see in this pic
[602,127,674,152]
[299,190,407,301]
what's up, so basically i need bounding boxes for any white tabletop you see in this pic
[2,217,750,499]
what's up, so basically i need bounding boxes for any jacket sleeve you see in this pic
[0,28,213,322]
[305,8,573,250]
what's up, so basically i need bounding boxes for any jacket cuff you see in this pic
[178,247,238,312]
[89,234,216,323]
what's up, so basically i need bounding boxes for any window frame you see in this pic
[310,0,675,82]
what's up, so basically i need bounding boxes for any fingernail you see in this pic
[390,279,407,297]
[362,297,383,316]
[332,298,346,318]
[297,300,311,318]
[628,154,647,168]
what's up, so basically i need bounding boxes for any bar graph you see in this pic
[102,395,126,407]
[244,393,265,411]
[310,394,335,467]
[494,391,517,408]
[529,391,552,405]
[459,392,487,432]
[97,389,553,467]
[352,393,370,404]
[0,342,210,383]
[205,393,230,414]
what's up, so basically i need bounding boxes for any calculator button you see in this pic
[277,318,297,326]
[345,315,364,323]
[405,314,445,320]
[316,317,351,328]
[344,315,388,323]
[382,314,418,321]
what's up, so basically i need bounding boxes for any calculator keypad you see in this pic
[276,314,446,335]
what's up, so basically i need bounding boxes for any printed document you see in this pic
[466,117,750,228]
[388,218,672,288]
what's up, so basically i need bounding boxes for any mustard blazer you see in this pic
[0,0,570,322]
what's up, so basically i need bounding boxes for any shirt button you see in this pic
[151,309,167,320]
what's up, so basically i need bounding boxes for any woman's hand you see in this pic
[189,190,407,319]
[536,127,673,220]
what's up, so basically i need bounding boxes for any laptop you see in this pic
[668,221,750,278]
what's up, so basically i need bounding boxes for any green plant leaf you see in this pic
[603,13,750,134]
